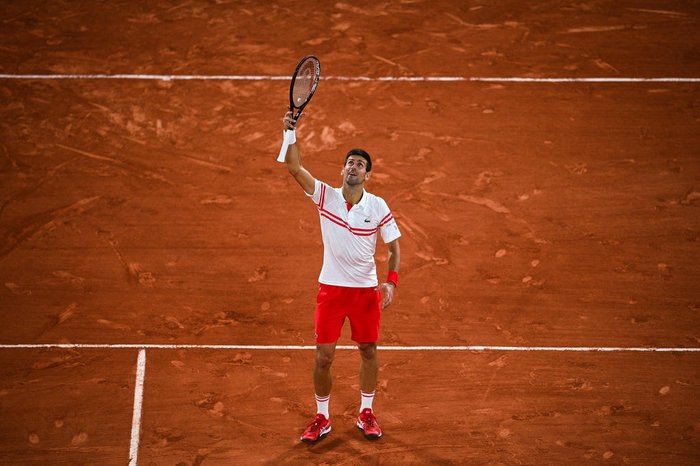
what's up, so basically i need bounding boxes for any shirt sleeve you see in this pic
[378,198,401,244]
[305,178,325,208]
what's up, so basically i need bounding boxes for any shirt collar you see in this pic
[340,187,367,208]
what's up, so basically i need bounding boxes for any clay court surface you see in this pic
[1,1,700,464]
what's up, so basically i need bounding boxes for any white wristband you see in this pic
[283,129,296,145]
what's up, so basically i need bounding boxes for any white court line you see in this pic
[0,343,698,352]
[128,349,146,466]
[0,74,699,83]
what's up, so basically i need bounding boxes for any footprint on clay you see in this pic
[410,147,432,162]
[127,263,156,287]
[419,171,447,186]
[96,319,130,331]
[153,427,185,447]
[303,37,330,46]
[630,315,650,324]
[564,163,587,175]
[71,432,88,446]
[194,393,226,417]
[497,428,511,440]
[657,263,672,279]
[320,126,337,148]
[162,315,185,330]
[425,99,441,114]
[200,194,232,205]
[488,355,508,369]
[5,282,31,296]
[230,352,252,365]
[338,121,357,135]
[170,360,185,370]
[255,364,288,378]
[247,267,268,283]
[52,271,86,290]
[569,379,593,391]
[474,171,503,189]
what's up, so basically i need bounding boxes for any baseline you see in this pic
[0,344,699,352]
[0,74,699,83]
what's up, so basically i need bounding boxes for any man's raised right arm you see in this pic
[282,111,315,195]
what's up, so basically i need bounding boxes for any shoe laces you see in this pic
[310,414,326,431]
[361,409,377,428]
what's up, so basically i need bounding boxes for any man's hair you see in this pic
[345,148,372,172]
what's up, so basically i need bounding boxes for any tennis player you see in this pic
[280,112,401,443]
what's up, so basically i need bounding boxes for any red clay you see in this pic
[1,1,699,464]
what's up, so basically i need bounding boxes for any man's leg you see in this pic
[358,342,378,394]
[301,343,336,443]
[357,342,382,439]
[314,343,337,398]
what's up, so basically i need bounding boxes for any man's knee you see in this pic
[358,342,377,360]
[315,349,335,370]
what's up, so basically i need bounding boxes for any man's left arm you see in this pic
[378,239,400,309]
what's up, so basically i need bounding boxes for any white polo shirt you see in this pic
[307,178,401,287]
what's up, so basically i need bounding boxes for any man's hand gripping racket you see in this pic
[277,55,321,162]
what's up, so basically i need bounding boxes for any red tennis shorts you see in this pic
[315,283,381,344]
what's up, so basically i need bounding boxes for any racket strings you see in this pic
[292,60,319,108]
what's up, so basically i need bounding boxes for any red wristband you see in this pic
[387,270,398,287]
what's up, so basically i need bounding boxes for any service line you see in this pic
[0,74,699,83]
[0,344,699,352]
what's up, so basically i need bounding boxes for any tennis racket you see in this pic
[276,55,321,162]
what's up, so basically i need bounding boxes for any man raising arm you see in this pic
[281,111,401,443]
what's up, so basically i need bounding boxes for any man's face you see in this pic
[342,155,370,186]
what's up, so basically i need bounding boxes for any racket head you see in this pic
[289,55,321,113]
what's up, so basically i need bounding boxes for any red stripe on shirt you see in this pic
[319,207,378,232]
[378,213,394,227]
[319,212,378,236]
[314,184,391,237]
[316,183,326,209]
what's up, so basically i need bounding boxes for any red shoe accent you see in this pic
[356,408,382,439]
[300,414,331,443]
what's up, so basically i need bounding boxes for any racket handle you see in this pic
[277,140,290,163]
